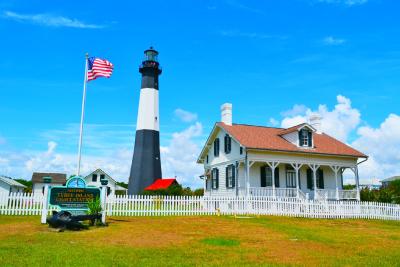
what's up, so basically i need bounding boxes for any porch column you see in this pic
[267,162,279,198]
[235,161,239,197]
[329,166,340,200]
[355,166,360,201]
[246,160,250,196]
[291,163,302,198]
[308,164,319,200]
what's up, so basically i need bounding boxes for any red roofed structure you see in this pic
[145,178,178,191]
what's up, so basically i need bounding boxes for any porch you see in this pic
[241,159,361,201]
[238,187,358,200]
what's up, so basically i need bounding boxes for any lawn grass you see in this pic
[0,215,399,266]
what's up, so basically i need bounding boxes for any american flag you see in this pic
[87,57,114,81]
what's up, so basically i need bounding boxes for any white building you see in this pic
[197,104,368,201]
[84,169,127,196]
[0,176,26,195]
[32,172,66,195]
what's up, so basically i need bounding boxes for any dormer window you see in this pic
[299,129,312,147]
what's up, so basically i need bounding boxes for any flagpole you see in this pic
[77,53,89,176]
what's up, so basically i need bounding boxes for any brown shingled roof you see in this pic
[31,172,67,184]
[218,122,367,158]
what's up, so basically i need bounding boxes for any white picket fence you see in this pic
[0,192,45,215]
[1,193,400,221]
[104,195,400,220]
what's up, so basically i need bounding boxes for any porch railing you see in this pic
[249,187,299,198]
[315,189,358,200]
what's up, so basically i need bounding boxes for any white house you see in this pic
[32,172,66,195]
[0,176,26,195]
[84,169,128,196]
[197,103,368,201]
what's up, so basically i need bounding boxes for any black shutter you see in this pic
[228,136,231,153]
[307,168,313,189]
[214,138,220,157]
[224,135,227,153]
[308,131,312,147]
[260,166,266,187]
[274,167,280,187]
[318,169,324,189]
[216,168,219,189]
[232,165,235,188]
[225,166,229,188]
[298,130,303,146]
[214,140,216,156]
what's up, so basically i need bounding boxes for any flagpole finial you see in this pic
[85,53,89,59]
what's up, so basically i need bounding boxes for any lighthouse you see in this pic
[128,47,162,195]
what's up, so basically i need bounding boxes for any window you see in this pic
[100,174,105,180]
[240,147,243,155]
[92,174,98,182]
[107,186,111,196]
[261,166,280,187]
[299,129,312,147]
[206,155,209,164]
[286,166,296,188]
[214,138,220,157]
[224,134,232,154]
[307,168,324,189]
[226,165,235,188]
[211,168,219,189]
[260,166,273,187]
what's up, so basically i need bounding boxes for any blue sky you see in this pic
[0,0,399,186]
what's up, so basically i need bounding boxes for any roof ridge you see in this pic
[220,122,285,130]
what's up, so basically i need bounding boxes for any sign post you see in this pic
[41,176,52,224]
[100,179,109,224]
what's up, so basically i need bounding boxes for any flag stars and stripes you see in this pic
[87,57,114,81]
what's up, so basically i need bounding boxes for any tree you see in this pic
[14,179,32,193]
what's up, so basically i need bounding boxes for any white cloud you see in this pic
[281,104,308,117]
[0,118,205,188]
[323,36,346,46]
[352,114,400,181]
[280,95,360,142]
[317,0,368,6]
[161,122,204,188]
[2,11,104,29]
[174,108,198,123]
[275,95,400,184]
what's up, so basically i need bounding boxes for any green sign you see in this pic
[48,176,101,211]
[49,187,100,209]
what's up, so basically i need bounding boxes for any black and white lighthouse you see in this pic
[128,47,162,195]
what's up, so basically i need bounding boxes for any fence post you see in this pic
[100,179,109,224]
[41,176,52,224]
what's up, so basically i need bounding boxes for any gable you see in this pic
[197,123,243,164]
[84,169,117,184]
